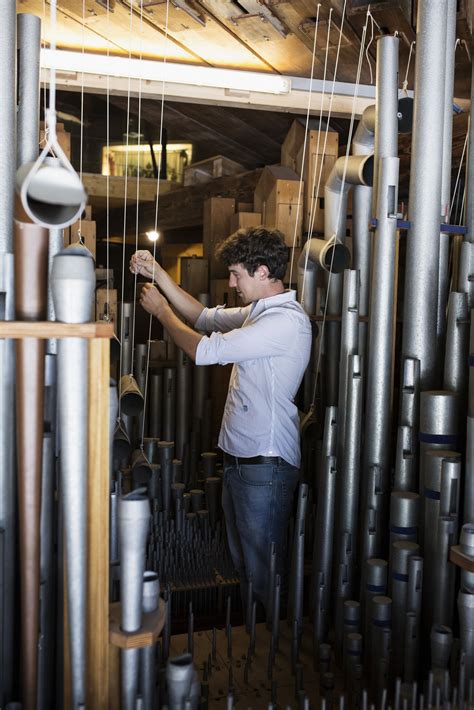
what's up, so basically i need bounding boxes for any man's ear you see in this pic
[258,265,270,280]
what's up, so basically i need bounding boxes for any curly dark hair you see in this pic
[215,227,288,281]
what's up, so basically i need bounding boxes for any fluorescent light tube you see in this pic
[40,48,291,95]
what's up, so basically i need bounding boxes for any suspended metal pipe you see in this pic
[443,292,469,423]
[140,571,160,710]
[297,237,350,315]
[336,270,360,460]
[176,347,192,462]
[401,0,449,389]
[17,14,40,167]
[51,246,95,708]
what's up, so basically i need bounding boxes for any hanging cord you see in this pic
[130,0,145,377]
[77,0,86,242]
[287,3,321,287]
[402,41,415,95]
[365,9,375,85]
[301,2,348,306]
[310,4,369,410]
[296,8,333,307]
[118,1,135,421]
[105,1,111,316]
[140,0,170,448]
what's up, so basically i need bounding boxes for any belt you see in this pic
[224,453,282,466]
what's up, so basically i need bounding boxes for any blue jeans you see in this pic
[222,457,300,610]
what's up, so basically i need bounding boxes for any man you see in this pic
[130,226,312,610]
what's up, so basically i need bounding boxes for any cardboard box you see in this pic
[203,197,236,279]
[229,211,262,232]
[253,165,303,247]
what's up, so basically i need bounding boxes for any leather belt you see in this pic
[224,453,282,466]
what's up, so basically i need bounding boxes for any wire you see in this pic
[287,4,321,288]
[449,120,469,221]
[106,1,111,316]
[77,0,86,240]
[402,41,415,94]
[140,0,171,448]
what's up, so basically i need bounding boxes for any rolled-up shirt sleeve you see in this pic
[195,304,250,334]
[195,311,298,365]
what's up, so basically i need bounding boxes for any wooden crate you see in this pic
[203,197,236,280]
[236,202,253,213]
[253,165,303,247]
[180,256,209,298]
[281,120,339,235]
[65,218,97,261]
[95,289,117,332]
[229,211,262,232]
[184,155,245,186]
[210,279,238,309]
[40,121,71,160]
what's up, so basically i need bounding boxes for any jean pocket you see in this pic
[238,463,274,486]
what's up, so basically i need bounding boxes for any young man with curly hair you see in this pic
[130,227,312,612]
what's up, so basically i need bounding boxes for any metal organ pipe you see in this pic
[401,0,449,389]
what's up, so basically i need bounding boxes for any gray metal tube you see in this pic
[140,572,160,710]
[166,654,195,710]
[363,157,399,510]
[311,454,336,646]
[394,426,416,491]
[443,293,469,425]
[17,13,40,167]
[391,541,419,681]
[437,0,457,358]
[0,0,16,697]
[433,515,457,628]
[430,624,453,671]
[420,391,459,470]
[401,0,448,389]
[460,524,474,594]
[288,483,308,639]
[389,491,420,547]
[162,368,176,442]
[149,373,162,439]
[465,417,474,525]
[360,464,386,565]
[336,354,363,595]
[458,242,474,309]
[297,237,351,315]
[46,229,65,356]
[337,271,360,458]
[458,590,474,695]
[372,36,399,209]
[120,303,133,378]
[176,348,192,462]
[51,249,95,708]
[362,558,388,662]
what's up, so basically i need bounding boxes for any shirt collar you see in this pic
[250,289,297,317]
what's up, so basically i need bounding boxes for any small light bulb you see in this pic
[146,230,160,242]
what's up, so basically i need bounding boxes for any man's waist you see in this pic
[223,452,285,466]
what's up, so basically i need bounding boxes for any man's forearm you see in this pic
[157,304,203,361]
[154,269,204,325]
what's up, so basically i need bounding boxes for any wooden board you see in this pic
[203,197,236,279]
[184,155,245,186]
[81,173,173,210]
[0,322,114,339]
[254,166,303,247]
[109,599,167,649]
[230,212,262,232]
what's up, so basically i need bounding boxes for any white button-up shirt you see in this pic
[194,290,312,467]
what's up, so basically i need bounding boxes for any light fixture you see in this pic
[146,230,160,242]
[40,48,291,95]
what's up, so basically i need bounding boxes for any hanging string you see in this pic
[296,8,333,306]
[118,1,135,421]
[77,0,86,241]
[449,121,469,221]
[130,0,145,377]
[140,0,171,448]
[106,1,111,316]
[310,3,369,409]
[365,9,375,85]
[287,3,321,287]
[461,39,471,62]
[402,41,415,94]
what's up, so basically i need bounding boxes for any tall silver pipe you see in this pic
[352,105,375,363]
[336,354,362,595]
[134,343,148,436]
[0,0,16,701]
[363,156,399,516]
[37,433,55,710]
[443,292,469,422]
[337,270,360,458]
[394,426,416,491]
[176,348,192,462]
[46,229,65,356]
[311,454,336,645]
[459,524,474,593]
[401,0,449,389]
[389,492,420,548]
[297,237,350,315]
[140,571,160,710]
[430,624,453,672]
[324,154,374,405]
[17,13,40,167]
[360,464,386,565]
[390,541,419,681]
[163,368,176,442]
[458,243,474,308]
[288,484,308,662]
[437,0,457,361]
[466,416,474,525]
[120,303,133,378]
[166,654,195,709]
[420,391,459,478]
[433,515,458,628]
[51,248,96,708]
[404,556,423,682]
[119,492,150,710]
[149,373,162,439]
[362,558,388,661]
[458,589,474,695]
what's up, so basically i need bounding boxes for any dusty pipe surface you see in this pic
[393,428,416,491]
[443,292,469,422]
[401,0,448,388]
[51,246,95,708]
[17,13,40,168]
[336,271,360,459]
[140,572,160,710]
[120,302,133,378]
[14,219,49,710]
[166,653,195,709]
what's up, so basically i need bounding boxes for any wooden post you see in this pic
[87,337,110,708]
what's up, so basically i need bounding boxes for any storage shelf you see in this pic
[0,321,114,339]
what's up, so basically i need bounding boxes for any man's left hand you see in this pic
[139,283,169,318]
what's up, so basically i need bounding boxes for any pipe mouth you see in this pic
[323,243,351,273]
[397,97,414,133]
[361,155,374,186]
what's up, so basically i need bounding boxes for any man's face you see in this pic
[228,263,261,304]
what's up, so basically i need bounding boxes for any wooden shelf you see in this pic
[109,599,166,650]
[0,321,114,339]
[450,545,474,573]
